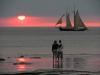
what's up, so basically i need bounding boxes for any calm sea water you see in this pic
[0,27,100,74]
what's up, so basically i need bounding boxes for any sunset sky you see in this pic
[0,0,100,27]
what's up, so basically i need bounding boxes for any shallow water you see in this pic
[0,54,100,74]
[0,56,52,74]
[0,27,100,74]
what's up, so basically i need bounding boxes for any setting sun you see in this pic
[18,16,26,21]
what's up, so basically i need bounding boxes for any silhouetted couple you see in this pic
[52,40,63,63]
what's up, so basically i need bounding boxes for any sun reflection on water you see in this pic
[16,64,26,71]
[15,57,52,72]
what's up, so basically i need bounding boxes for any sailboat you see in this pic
[56,10,88,31]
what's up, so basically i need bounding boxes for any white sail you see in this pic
[74,10,87,30]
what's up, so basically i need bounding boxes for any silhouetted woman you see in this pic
[57,40,63,62]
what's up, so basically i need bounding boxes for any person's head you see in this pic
[54,40,57,44]
[59,40,62,43]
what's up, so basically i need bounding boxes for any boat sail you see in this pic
[59,12,73,31]
[56,10,88,31]
[73,10,87,31]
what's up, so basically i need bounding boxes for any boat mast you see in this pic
[73,2,77,29]
[65,10,67,28]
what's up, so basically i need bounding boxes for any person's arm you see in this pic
[61,44,63,49]
[52,45,53,52]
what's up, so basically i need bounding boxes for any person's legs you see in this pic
[53,52,56,64]
[52,52,55,68]
[58,52,60,62]
[61,52,63,61]
[60,52,63,68]
[53,52,57,68]
[55,51,58,61]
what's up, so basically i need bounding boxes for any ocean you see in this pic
[0,27,100,74]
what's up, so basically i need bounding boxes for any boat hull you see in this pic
[59,27,73,31]
[72,28,88,31]
[59,27,87,31]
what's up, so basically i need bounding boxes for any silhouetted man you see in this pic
[52,40,59,65]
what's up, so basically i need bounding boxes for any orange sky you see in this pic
[0,16,100,27]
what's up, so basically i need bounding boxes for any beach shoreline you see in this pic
[0,69,100,75]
